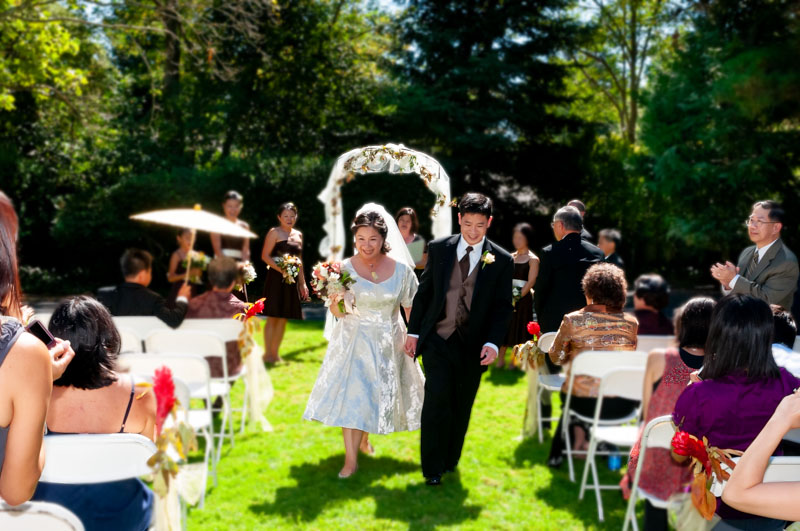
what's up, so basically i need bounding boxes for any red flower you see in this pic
[245,298,266,320]
[154,366,176,436]
[527,321,541,337]
[672,431,711,474]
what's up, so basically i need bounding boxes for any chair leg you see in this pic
[225,394,234,448]
[579,436,597,500]
[564,416,575,482]
[239,378,249,435]
[623,488,637,531]
[592,457,604,521]
[537,387,544,444]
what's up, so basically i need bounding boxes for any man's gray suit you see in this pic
[730,239,799,310]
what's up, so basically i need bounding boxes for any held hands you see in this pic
[710,261,738,288]
[49,339,76,381]
[177,283,193,299]
[480,345,498,366]
[404,336,418,359]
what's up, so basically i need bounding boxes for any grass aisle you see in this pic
[188,321,636,530]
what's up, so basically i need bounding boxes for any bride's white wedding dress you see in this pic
[303,258,425,434]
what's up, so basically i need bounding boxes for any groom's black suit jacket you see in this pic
[408,235,514,357]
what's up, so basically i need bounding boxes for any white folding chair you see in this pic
[118,352,219,488]
[623,415,675,531]
[636,335,674,354]
[145,330,235,453]
[118,326,144,354]
[113,317,169,348]
[711,455,800,497]
[0,501,84,531]
[562,350,648,482]
[534,332,563,443]
[179,319,249,434]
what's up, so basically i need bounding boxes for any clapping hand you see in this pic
[710,261,738,289]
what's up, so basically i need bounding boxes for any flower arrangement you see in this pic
[181,250,210,285]
[512,286,522,306]
[512,321,545,369]
[147,366,197,498]
[670,429,743,520]
[233,298,265,359]
[274,254,301,284]
[235,261,257,291]
[310,261,358,315]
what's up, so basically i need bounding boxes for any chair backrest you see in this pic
[569,350,648,381]
[0,501,84,531]
[145,330,227,359]
[179,318,244,343]
[119,353,212,399]
[784,428,800,445]
[597,367,646,402]
[117,326,143,354]
[39,433,156,484]
[113,316,169,342]
[712,456,800,496]
[636,335,675,354]
[641,415,676,450]
[538,332,557,354]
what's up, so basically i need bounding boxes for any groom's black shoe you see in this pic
[425,475,442,486]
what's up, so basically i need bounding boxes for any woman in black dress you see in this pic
[497,223,540,369]
[261,202,309,363]
[166,228,205,306]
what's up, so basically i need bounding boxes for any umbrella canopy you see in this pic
[131,208,257,239]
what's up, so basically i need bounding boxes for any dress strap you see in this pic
[119,375,136,433]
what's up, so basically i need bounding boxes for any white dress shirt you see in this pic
[408,236,498,354]
[725,238,779,292]
[773,343,800,379]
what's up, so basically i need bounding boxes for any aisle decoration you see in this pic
[235,261,257,293]
[274,254,302,284]
[311,261,358,315]
[233,299,275,431]
[512,321,544,369]
[513,322,546,439]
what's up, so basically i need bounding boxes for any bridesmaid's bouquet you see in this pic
[311,261,358,315]
[512,286,522,307]
[181,250,210,285]
[235,261,257,291]
[274,254,302,284]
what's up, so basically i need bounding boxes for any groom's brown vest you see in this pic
[436,259,479,340]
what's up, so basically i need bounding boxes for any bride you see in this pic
[303,204,425,478]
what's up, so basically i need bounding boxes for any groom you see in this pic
[405,192,513,485]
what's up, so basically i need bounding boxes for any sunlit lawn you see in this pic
[187,320,638,530]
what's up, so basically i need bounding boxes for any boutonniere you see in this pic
[481,251,495,269]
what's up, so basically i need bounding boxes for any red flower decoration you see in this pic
[153,366,177,437]
[671,430,711,474]
[527,321,541,337]
[245,298,266,320]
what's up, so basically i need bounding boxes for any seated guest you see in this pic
[98,248,190,328]
[547,263,638,467]
[33,296,156,531]
[722,390,800,522]
[598,229,624,270]
[672,294,800,530]
[771,305,800,378]
[186,256,247,377]
[622,297,715,531]
[632,273,674,335]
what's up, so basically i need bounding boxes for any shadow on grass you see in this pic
[249,455,482,529]
[278,341,329,362]
[484,365,525,386]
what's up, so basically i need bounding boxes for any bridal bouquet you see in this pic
[235,261,257,291]
[181,251,210,285]
[274,254,301,284]
[512,321,545,369]
[311,261,358,315]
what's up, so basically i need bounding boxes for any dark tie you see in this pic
[745,251,759,278]
[460,246,473,281]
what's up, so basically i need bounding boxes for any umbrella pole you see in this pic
[183,229,197,287]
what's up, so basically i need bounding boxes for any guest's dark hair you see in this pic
[582,263,627,312]
[701,294,780,381]
[458,193,492,218]
[634,273,670,311]
[513,223,535,249]
[176,227,192,237]
[753,200,785,225]
[351,211,391,253]
[567,199,586,214]
[49,296,119,390]
[675,297,715,349]
[0,191,22,319]
[277,202,298,216]
[208,256,238,289]
[223,190,243,203]
[395,207,419,234]
[553,206,583,232]
[599,228,622,247]
[771,305,797,349]
[121,248,153,278]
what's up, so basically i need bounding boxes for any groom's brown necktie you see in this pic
[455,246,473,332]
[459,246,473,281]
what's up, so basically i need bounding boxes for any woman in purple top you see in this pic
[673,294,800,530]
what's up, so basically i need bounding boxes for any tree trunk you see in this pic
[161,0,184,156]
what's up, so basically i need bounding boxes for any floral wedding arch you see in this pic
[317,144,453,261]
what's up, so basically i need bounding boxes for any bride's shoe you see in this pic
[338,465,358,479]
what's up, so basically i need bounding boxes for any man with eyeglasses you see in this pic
[711,200,799,310]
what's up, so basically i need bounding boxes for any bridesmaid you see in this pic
[395,207,427,273]
[211,190,251,261]
[166,228,203,306]
[261,202,309,363]
[497,223,540,369]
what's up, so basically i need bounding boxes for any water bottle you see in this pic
[607,452,622,471]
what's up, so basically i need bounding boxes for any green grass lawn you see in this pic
[187,321,639,530]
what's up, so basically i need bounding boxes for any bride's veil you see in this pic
[354,203,415,270]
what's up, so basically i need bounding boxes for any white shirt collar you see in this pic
[756,238,779,262]
[457,235,485,255]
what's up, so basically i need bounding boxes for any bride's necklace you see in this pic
[361,255,381,281]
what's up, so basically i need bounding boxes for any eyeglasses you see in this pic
[744,217,780,228]
[550,220,563,228]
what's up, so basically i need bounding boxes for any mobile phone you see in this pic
[26,320,57,348]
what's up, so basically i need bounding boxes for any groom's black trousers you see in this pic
[420,333,484,478]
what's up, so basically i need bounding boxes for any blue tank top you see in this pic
[0,317,24,475]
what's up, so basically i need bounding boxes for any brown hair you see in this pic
[395,207,419,234]
[582,263,628,312]
[277,202,298,216]
[351,211,391,254]
[0,191,22,319]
